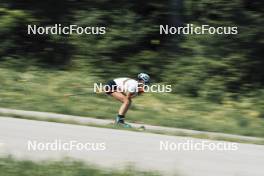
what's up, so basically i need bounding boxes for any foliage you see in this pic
[0,0,263,93]
[0,157,161,176]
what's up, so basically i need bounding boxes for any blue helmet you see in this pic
[138,73,150,83]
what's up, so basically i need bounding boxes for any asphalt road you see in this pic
[0,117,264,176]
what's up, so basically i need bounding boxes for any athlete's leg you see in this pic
[110,92,131,126]
[111,92,131,115]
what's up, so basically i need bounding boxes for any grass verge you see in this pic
[0,157,162,176]
[0,67,264,138]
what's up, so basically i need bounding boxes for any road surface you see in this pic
[0,117,264,176]
[0,107,262,142]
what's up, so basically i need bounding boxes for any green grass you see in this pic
[0,66,264,138]
[0,157,161,176]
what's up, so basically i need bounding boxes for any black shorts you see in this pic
[105,80,117,95]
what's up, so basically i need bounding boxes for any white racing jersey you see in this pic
[114,78,138,94]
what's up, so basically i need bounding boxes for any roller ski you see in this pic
[115,116,145,131]
[115,116,132,128]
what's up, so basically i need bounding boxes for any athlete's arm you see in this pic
[127,92,135,99]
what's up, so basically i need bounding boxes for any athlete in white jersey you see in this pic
[105,73,150,128]
[114,78,139,94]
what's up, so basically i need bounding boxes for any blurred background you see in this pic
[0,0,263,137]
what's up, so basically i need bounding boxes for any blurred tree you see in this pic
[0,0,263,96]
[164,0,264,99]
